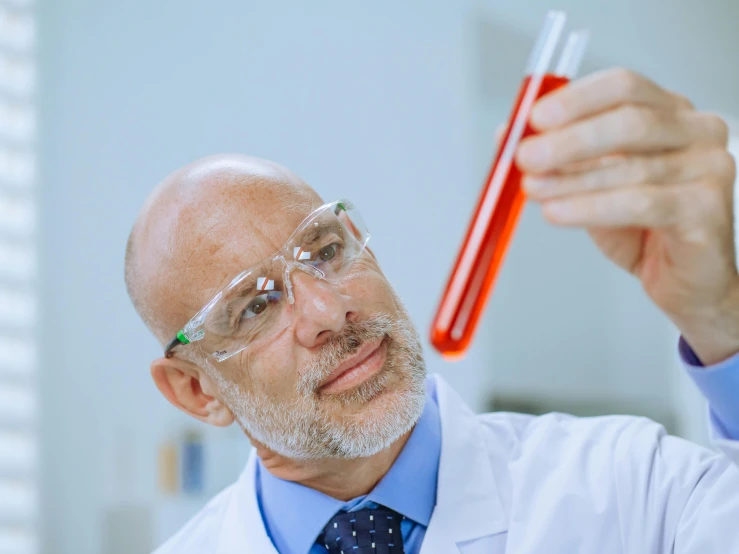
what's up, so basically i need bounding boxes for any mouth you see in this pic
[318,336,388,395]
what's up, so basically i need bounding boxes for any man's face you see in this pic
[178,183,427,459]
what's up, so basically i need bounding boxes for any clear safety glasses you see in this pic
[164,199,370,362]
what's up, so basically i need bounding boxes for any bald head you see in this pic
[125,154,323,347]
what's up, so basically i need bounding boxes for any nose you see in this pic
[289,268,356,348]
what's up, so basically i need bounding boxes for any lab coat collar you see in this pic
[420,374,508,553]
[215,453,277,554]
[213,373,507,554]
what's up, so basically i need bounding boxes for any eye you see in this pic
[241,292,280,321]
[246,296,267,317]
[318,243,338,262]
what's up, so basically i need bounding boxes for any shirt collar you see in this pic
[256,377,442,554]
[365,379,440,525]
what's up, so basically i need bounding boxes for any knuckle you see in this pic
[711,148,737,182]
[611,67,643,99]
[632,157,657,184]
[633,189,658,219]
[556,127,587,162]
[617,105,654,143]
[580,170,603,191]
[659,189,684,225]
[673,93,695,110]
[695,180,728,218]
[703,113,730,145]
[573,122,599,152]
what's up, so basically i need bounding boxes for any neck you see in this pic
[254,430,413,501]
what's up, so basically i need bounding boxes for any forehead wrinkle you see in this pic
[172,199,311,312]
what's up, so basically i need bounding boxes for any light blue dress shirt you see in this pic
[681,337,739,438]
[256,343,739,554]
[256,378,442,554]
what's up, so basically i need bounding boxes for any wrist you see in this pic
[676,284,739,366]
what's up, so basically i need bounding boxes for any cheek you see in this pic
[236,332,299,397]
[341,265,399,317]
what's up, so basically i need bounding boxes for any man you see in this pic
[125,68,739,553]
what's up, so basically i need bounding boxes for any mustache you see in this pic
[298,314,394,394]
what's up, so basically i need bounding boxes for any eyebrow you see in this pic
[300,220,343,245]
[210,220,343,328]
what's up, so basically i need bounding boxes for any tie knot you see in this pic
[317,506,405,554]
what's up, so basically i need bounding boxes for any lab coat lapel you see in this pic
[420,375,508,554]
[215,453,278,554]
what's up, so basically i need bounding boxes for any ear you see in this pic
[150,356,235,427]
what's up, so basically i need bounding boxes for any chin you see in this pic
[323,363,427,451]
[334,383,426,458]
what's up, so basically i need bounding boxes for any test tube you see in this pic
[430,12,589,360]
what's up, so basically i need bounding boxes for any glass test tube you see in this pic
[430,11,589,360]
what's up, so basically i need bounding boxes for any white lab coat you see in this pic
[155,374,739,553]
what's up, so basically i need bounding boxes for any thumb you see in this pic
[495,123,506,147]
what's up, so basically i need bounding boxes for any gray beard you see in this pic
[211,309,427,460]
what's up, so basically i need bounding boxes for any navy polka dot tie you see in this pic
[316,507,405,554]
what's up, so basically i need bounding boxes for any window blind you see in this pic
[0,0,37,553]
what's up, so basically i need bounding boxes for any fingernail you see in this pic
[531,98,565,128]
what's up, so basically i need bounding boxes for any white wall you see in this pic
[473,0,739,115]
[38,2,483,552]
[37,1,739,552]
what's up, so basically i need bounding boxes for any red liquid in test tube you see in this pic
[430,12,589,360]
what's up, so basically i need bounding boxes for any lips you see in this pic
[318,336,387,394]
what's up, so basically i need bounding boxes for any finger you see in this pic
[668,91,695,111]
[541,180,731,229]
[531,67,689,130]
[699,112,731,147]
[495,123,506,147]
[523,147,737,199]
[541,184,681,228]
[517,107,725,173]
